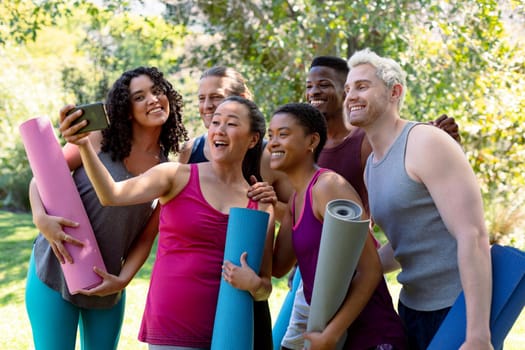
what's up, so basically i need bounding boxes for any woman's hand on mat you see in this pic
[77,266,127,297]
[247,175,277,205]
[222,252,259,291]
[34,212,83,264]
[302,330,338,350]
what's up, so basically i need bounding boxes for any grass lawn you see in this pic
[1,210,523,349]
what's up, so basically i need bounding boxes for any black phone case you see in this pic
[67,102,109,134]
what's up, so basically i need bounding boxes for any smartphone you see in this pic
[66,102,109,134]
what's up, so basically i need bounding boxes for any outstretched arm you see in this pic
[59,110,178,206]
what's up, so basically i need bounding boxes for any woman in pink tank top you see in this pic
[60,96,275,349]
[270,103,407,350]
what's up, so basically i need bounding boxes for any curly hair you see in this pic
[101,66,188,161]
[272,103,327,162]
[219,96,266,182]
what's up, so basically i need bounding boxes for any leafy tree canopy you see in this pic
[1,0,524,240]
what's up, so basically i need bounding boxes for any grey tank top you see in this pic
[365,122,461,311]
[34,152,157,309]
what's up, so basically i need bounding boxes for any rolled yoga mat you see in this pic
[272,267,302,350]
[305,199,370,350]
[211,207,269,350]
[19,116,106,294]
[428,244,525,350]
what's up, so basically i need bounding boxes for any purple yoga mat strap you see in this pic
[19,116,106,294]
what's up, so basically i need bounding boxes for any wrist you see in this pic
[249,277,271,301]
[466,330,491,344]
[32,211,47,229]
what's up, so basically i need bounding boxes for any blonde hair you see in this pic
[348,48,407,110]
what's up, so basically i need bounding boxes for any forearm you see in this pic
[273,201,288,223]
[249,275,272,301]
[457,233,492,343]
[29,179,46,221]
[272,211,296,278]
[323,263,382,343]
[118,239,155,287]
[272,247,296,278]
[77,142,119,205]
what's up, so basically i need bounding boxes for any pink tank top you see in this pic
[139,163,258,347]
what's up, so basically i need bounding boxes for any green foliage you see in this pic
[0,1,190,211]
[0,0,69,44]
[0,38,67,211]
[0,0,524,244]
[397,1,525,243]
[0,139,32,211]
[164,0,427,115]
[0,0,135,45]
[163,0,525,243]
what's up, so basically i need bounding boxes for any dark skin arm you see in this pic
[429,114,461,144]
[249,147,294,223]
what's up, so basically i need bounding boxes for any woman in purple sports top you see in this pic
[270,103,407,350]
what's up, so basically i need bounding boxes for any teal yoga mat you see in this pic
[211,207,269,350]
[305,199,370,350]
[428,244,525,350]
[272,268,302,349]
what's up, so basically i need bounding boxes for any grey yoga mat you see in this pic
[305,199,370,350]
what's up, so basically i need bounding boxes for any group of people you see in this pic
[25,49,493,350]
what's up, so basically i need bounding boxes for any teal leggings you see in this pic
[25,251,126,350]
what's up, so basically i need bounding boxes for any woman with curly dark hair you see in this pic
[102,66,187,161]
[26,66,187,350]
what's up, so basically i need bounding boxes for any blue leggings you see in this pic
[25,251,126,350]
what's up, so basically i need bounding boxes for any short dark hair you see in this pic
[310,56,349,79]
[272,103,327,162]
[220,96,266,182]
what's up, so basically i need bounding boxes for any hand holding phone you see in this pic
[66,102,109,134]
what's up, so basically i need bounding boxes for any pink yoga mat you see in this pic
[19,116,106,294]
